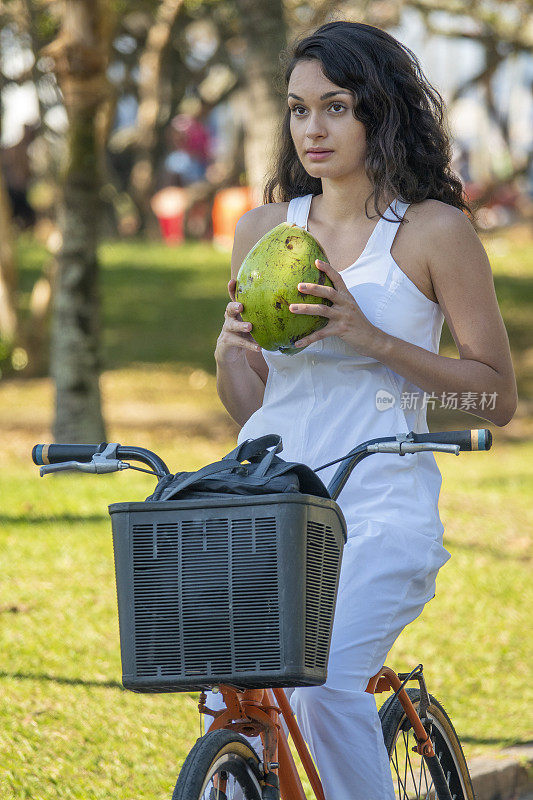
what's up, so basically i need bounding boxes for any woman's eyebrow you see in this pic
[288,91,352,101]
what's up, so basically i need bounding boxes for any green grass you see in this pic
[15,236,231,373]
[14,226,533,399]
[1,229,532,798]
[1,444,531,799]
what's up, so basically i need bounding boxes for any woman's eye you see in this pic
[290,103,346,115]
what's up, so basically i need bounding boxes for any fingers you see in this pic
[225,300,244,319]
[220,299,261,353]
[220,327,261,353]
[315,259,345,290]
[224,302,252,333]
[217,330,261,356]
[228,278,237,301]
[226,316,252,335]
[297,281,336,301]
[289,302,330,317]
[293,332,324,348]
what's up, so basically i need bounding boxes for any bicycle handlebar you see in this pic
[33,444,99,464]
[409,428,491,451]
[32,429,492,499]
[32,443,170,476]
[324,429,492,501]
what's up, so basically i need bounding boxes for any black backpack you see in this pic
[146,434,330,501]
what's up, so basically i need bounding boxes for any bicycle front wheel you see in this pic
[172,729,263,800]
[380,688,475,800]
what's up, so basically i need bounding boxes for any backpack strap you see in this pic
[146,434,331,502]
[224,434,283,464]
[155,458,244,500]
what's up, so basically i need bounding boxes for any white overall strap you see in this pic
[376,199,411,255]
[287,194,313,230]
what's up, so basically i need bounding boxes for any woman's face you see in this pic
[287,59,366,180]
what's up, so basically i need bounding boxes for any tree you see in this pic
[0,8,18,361]
[407,0,533,208]
[0,0,44,374]
[44,0,116,442]
[0,149,18,362]
[228,0,287,203]
[129,0,186,234]
[125,0,256,229]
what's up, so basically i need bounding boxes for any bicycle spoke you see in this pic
[388,719,469,800]
[397,745,410,799]
[390,743,409,799]
[403,731,411,797]
[420,749,433,799]
[382,692,473,800]
[202,768,245,799]
[388,726,450,800]
[393,764,409,798]
[417,747,424,798]
[405,735,421,797]
[420,754,434,799]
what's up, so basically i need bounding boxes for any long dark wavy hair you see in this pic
[263,21,470,220]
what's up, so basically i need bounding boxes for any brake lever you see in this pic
[366,442,460,456]
[39,460,130,476]
[401,442,460,455]
[39,443,131,476]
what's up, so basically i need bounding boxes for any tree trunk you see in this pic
[0,79,18,351]
[129,0,185,234]
[0,0,54,377]
[44,0,114,442]
[0,165,18,350]
[234,0,288,205]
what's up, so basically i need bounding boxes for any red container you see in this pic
[151,187,186,244]
[158,214,184,243]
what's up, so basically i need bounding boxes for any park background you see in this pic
[1,0,532,798]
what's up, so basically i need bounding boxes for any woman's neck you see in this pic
[313,178,394,226]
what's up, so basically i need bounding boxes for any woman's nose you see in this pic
[305,111,327,138]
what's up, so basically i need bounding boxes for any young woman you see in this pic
[214,20,517,800]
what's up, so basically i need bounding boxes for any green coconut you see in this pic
[235,222,333,355]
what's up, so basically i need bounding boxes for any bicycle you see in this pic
[33,427,492,800]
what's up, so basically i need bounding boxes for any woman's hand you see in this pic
[289,260,382,355]
[215,278,262,364]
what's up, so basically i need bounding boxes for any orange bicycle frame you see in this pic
[199,664,435,799]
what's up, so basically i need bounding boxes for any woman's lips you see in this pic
[307,150,333,161]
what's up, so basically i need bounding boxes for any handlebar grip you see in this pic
[409,429,492,451]
[32,443,102,466]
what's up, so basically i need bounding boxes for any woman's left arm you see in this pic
[373,207,518,427]
[291,207,518,427]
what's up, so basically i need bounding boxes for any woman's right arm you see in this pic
[214,210,270,427]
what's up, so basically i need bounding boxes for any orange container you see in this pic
[212,186,256,251]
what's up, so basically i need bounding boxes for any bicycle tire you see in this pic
[172,729,263,800]
[380,687,475,800]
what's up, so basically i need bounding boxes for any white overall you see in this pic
[208,195,451,799]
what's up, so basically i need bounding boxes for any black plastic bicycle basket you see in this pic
[108,493,346,692]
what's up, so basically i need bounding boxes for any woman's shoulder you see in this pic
[403,198,477,260]
[405,198,473,237]
[232,201,291,275]
[392,198,478,298]
[235,200,292,249]
[238,199,291,230]
[404,198,488,294]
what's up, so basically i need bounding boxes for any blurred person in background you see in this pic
[161,112,211,187]
[1,123,37,229]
